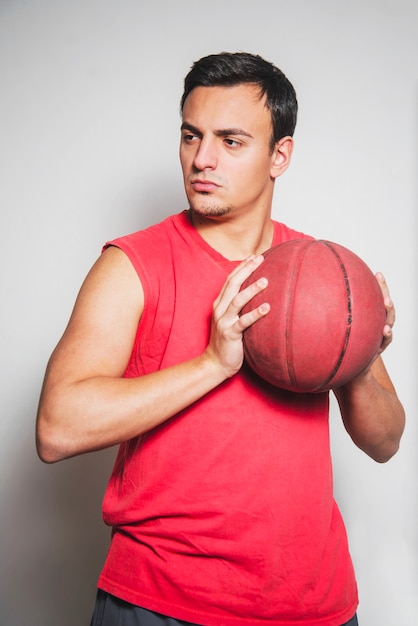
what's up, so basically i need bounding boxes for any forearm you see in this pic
[36,351,227,463]
[334,357,405,463]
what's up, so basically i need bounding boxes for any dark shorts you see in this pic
[90,589,359,626]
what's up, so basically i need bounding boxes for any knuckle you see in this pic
[231,292,244,309]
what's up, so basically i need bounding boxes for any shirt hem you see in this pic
[97,576,358,626]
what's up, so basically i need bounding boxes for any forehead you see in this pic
[182,84,271,134]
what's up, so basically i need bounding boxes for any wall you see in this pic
[1,1,416,624]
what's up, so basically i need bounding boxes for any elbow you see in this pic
[37,445,61,464]
[376,407,406,463]
[345,401,406,464]
[368,440,401,464]
[36,406,72,464]
[36,436,64,464]
[362,418,405,464]
[36,428,66,464]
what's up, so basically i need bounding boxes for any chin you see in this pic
[189,202,233,218]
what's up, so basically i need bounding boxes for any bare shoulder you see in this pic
[47,245,144,380]
[72,245,143,317]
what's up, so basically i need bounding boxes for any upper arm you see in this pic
[44,245,144,386]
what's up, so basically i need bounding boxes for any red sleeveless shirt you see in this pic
[97,211,358,625]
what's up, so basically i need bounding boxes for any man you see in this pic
[36,52,405,626]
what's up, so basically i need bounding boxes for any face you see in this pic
[180,84,292,221]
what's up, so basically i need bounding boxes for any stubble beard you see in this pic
[188,194,233,219]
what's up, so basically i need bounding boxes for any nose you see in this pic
[193,137,218,171]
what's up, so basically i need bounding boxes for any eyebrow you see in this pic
[181,122,254,139]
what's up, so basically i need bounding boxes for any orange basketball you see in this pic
[242,239,386,393]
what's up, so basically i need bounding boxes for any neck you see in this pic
[188,209,275,260]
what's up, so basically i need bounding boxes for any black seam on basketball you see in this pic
[286,240,311,387]
[317,241,352,391]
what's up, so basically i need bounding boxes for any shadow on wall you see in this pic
[103,173,188,238]
[0,385,116,626]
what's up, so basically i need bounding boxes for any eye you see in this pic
[182,132,199,144]
[224,137,241,148]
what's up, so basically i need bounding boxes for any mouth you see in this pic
[190,179,220,193]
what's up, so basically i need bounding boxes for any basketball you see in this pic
[242,239,386,393]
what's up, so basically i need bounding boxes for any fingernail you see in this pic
[259,303,270,314]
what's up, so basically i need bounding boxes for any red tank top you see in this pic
[97,211,358,625]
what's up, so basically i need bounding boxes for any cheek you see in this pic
[179,152,191,177]
[240,159,271,187]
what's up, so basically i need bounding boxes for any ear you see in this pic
[270,136,294,179]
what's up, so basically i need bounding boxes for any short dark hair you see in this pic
[180,52,298,151]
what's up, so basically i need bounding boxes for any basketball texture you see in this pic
[242,239,386,393]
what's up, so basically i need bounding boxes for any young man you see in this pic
[36,53,405,626]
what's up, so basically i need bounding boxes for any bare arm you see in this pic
[36,247,270,463]
[333,273,405,463]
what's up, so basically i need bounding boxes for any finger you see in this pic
[228,276,269,323]
[375,272,396,327]
[376,271,394,310]
[375,271,390,299]
[214,255,265,318]
[379,324,393,353]
[215,275,270,340]
[237,300,271,333]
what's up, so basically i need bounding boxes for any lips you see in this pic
[191,179,220,193]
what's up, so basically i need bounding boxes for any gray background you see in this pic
[1,1,416,624]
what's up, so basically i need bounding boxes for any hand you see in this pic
[205,255,270,378]
[375,272,395,354]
